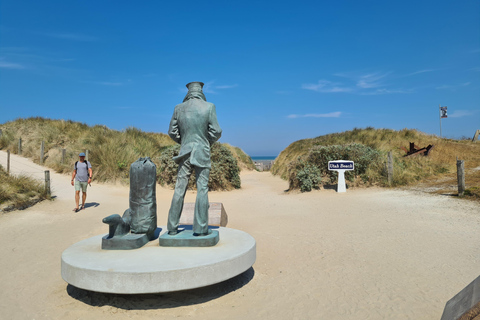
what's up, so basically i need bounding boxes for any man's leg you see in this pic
[82,191,87,208]
[167,159,192,234]
[75,191,80,210]
[193,166,210,235]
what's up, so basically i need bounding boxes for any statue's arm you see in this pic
[208,104,222,144]
[168,108,181,143]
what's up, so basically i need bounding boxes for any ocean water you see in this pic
[251,156,277,161]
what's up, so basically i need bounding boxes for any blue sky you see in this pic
[0,1,479,156]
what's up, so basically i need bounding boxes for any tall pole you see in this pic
[439,104,442,138]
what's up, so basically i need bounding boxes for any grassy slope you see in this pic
[272,127,480,196]
[0,117,254,184]
[0,165,50,211]
[224,144,256,170]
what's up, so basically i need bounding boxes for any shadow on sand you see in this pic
[67,267,255,310]
[83,202,100,209]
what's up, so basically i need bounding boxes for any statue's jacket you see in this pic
[168,98,222,169]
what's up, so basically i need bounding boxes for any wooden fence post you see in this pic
[61,149,66,164]
[387,151,393,185]
[18,138,22,155]
[7,150,10,174]
[40,141,45,165]
[473,130,480,142]
[86,149,89,161]
[457,160,465,196]
[44,170,51,196]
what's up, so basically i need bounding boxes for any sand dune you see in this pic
[0,150,479,319]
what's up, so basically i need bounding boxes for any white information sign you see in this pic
[328,160,354,193]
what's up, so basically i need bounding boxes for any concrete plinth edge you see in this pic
[61,227,256,294]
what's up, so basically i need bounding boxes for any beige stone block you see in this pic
[179,202,228,227]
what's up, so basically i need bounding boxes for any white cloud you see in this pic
[355,72,389,89]
[0,58,25,69]
[288,112,342,119]
[41,32,98,41]
[203,81,238,94]
[449,110,476,118]
[361,88,413,95]
[302,80,352,93]
[304,71,411,95]
[85,81,124,86]
[100,82,123,86]
[404,69,435,76]
[215,84,238,89]
[436,82,471,90]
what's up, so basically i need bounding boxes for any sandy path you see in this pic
[0,151,479,319]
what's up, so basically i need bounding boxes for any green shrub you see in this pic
[288,159,321,192]
[157,143,241,191]
[287,143,382,191]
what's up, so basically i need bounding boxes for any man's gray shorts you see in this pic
[75,180,88,192]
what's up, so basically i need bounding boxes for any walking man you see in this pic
[167,81,222,236]
[71,152,92,212]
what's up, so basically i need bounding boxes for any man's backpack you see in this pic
[75,161,89,173]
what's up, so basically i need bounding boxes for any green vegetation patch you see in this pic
[0,117,253,187]
[0,165,50,211]
[288,143,382,192]
[224,144,256,170]
[273,127,480,191]
[157,143,241,191]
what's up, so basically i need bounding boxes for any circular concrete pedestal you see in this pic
[61,227,256,294]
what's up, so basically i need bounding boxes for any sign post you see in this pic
[328,160,354,193]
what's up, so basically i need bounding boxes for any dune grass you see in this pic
[272,127,480,198]
[0,117,254,189]
[0,165,50,211]
[224,144,256,171]
[0,117,174,182]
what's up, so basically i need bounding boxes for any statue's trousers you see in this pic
[167,158,210,234]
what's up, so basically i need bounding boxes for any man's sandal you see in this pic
[73,207,79,212]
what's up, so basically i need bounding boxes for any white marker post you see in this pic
[328,160,354,193]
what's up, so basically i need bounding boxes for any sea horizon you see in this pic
[250,156,277,161]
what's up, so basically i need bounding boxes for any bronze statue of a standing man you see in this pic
[167,82,222,236]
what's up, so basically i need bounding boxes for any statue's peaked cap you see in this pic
[183,81,207,102]
[186,81,204,91]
